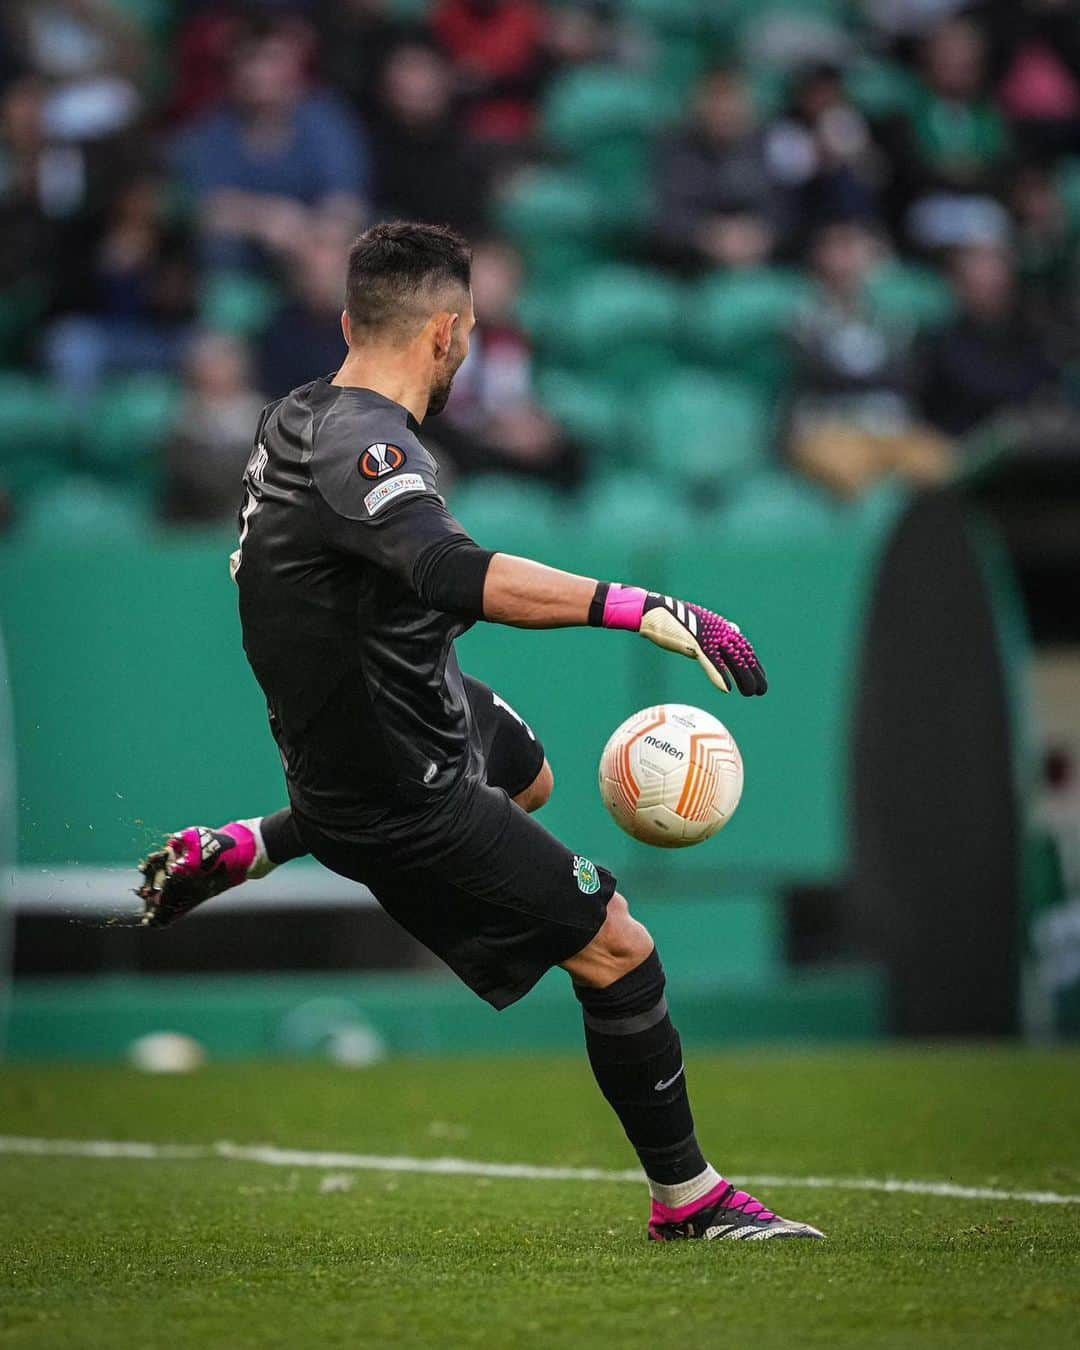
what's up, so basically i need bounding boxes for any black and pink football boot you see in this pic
[648,1180,825,1243]
[137,820,273,927]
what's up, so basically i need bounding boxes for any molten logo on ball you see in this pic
[598,704,744,848]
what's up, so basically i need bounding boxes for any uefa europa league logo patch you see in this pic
[359,443,406,479]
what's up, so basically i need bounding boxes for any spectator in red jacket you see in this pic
[432,0,548,143]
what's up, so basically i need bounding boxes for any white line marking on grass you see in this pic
[1,1136,1077,1207]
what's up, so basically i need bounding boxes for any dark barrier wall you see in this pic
[852,492,1023,1035]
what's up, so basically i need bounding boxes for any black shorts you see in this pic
[462,674,546,801]
[293,676,616,1010]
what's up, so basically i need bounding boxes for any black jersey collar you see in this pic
[321,376,423,433]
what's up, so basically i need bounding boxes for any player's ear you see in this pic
[432,310,458,360]
[341,309,351,347]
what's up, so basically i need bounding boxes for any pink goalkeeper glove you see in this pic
[590,583,768,696]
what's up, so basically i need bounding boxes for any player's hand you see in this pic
[596,583,767,695]
[638,593,767,696]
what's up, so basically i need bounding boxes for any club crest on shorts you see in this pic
[573,855,601,895]
[359,443,406,479]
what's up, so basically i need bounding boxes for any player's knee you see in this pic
[514,758,554,814]
[603,895,654,971]
[564,893,654,988]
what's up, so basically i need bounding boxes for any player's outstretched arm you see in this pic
[307,459,765,696]
[481,554,767,697]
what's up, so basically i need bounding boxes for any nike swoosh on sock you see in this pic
[654,1064,685,1092]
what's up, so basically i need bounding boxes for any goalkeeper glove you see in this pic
[590,583,767,696]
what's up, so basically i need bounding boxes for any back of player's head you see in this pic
[345,222,472,345]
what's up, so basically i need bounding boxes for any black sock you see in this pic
[575,949,707,1185]
[259,808,308,865]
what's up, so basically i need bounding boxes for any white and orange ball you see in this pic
[599,704,744,848]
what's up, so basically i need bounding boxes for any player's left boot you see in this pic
[648,1179,825,1242]
[136,820,273,927]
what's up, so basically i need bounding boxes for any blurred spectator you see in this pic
[43,172,195,401]
[432,0,548,144]
[921,242,1062,437]
[317,0,419,120]
[431,238,583,490]
[172,18,370,272]
[765,63,880,250]
[654,67,790,272]
[992,0,1080,158]
[887,16,1011,249]
[787,217,952,498]
[258,219,349,397]
[545,1,637,70]
[369,43,488,230]
[4,0,144,142]
[1010,161,1080,349]
[0,76,76,293]
[161,332,265,525]
[862,0,970,38]
[167,9,248,126]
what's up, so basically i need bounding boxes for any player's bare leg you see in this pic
[563,896,825,1242]
[137,762,555,927]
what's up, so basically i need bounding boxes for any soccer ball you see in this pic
[599,704,743,848]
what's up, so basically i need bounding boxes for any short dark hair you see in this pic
[345,221,472,342]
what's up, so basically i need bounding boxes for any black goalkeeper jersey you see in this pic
[235,377,491,834]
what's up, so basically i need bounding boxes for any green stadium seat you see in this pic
[560,265,683,390]
[542,66,680,201]
[534,369,626,460]
[845,57,921,121]
[633,369,771,489]
[0,455,69,508]
[715,469,841,538]
[494,170,613,290]
[620,0,706,34]
[543,66,679,147]
[0,281,51,365]
[618,0,714,93]
[82,375,183,477]
[729,1,854,87]
[0,373,78,463]
[17,475,151,542]
[516,283,577,362]
[724,0,852,35]
[1056,157,1080,231]
[866,261,956,331]
[578,471,695,541]
[447,476,567,540]
[688,268,812,393]
[200,272,281,338]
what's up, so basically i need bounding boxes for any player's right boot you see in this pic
[136,820,273,927]
[648,1180,825,1242]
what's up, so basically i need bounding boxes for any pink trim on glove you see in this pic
[602,584,648,632]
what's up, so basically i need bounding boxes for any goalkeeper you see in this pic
[139,222,821,1244]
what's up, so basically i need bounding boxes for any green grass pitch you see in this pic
[2,1047,1079,1349]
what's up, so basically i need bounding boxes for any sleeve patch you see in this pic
[364,472,427,515]
[359,443,407,479]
